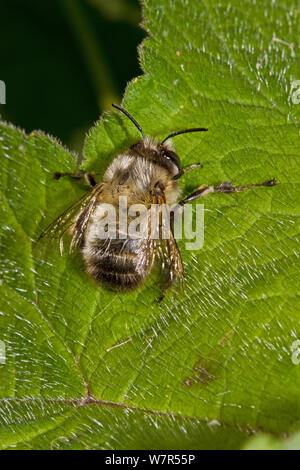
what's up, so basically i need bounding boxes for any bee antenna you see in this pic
[112,103,145,139]
[161,127,208,144]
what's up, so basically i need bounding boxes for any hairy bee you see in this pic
[39,104,276,301]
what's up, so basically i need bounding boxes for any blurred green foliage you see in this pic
[0,0,144,153]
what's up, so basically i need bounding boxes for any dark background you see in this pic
[0,0,144,153]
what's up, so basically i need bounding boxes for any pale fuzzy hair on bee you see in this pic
[101,137,181,206]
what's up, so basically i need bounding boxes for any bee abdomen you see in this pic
[83,246,149,292]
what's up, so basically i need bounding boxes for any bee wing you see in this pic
[37,183,103,250]
[156,196,184,277]
[158,236,184,279]
[150,195,184,301]
[155,234,184,303]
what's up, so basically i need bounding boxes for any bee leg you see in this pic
[173,162,203,180]
[158,273,174,304]
[54,171,97,187]
[178,185,214,205]
[178,179,277,205]
[215,179,277,193]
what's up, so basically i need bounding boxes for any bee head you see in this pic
[112,103,208,173]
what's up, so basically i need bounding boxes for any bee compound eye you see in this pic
[164,149,181,169]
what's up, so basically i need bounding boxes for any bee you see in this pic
[39,104,276,301]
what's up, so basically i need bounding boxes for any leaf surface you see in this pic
[0,0,300,449]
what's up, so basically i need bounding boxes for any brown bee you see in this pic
[39,104,276,301]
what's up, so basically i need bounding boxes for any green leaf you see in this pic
[243,430,300,450]
[1,0,300,450]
